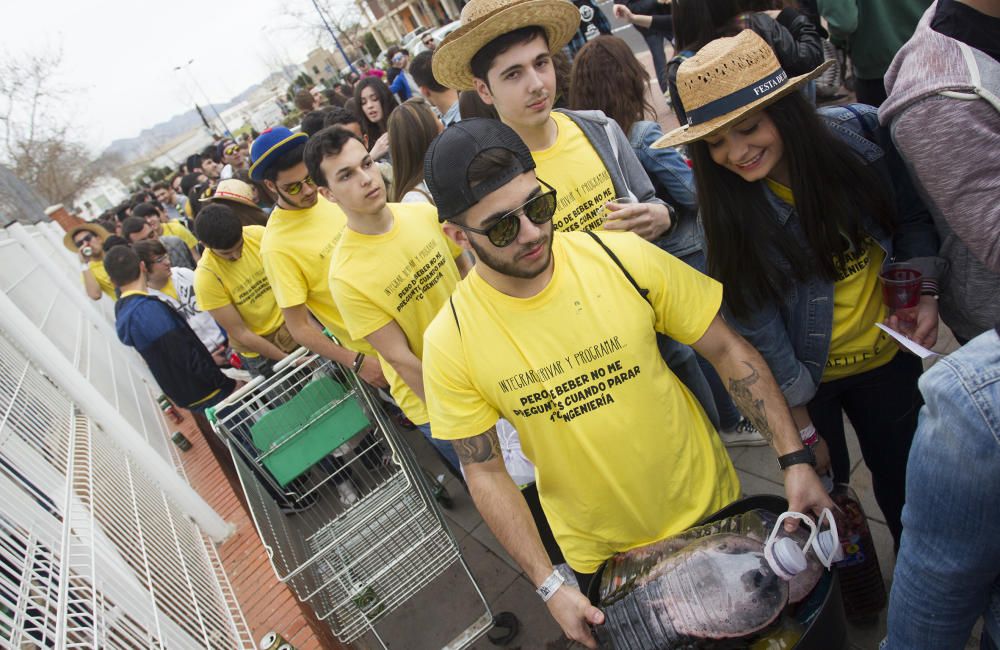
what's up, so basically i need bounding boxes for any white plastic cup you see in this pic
[605,196,636,223]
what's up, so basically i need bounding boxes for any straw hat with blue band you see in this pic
[432,0,580,91]
[652,30,833,150]
[248,127,309,181]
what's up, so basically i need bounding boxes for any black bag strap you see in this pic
[449,296,461,335]
[585,231,650,303]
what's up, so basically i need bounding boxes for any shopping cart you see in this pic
[209,347,497,648]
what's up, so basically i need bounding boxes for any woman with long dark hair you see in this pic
[352,77,399,161]
[569,35,767,446]
[657,31,942,547]
[387,98,442,203]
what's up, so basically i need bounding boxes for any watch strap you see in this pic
[777,447,816,470]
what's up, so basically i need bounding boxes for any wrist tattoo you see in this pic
[728,361,774,443]
[453,427,500,466]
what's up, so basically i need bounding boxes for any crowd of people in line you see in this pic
[60,0,998,646]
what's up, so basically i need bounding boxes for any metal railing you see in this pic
[0,221,254,649]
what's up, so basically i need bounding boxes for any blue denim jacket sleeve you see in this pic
[632,122,698,211]
[820,104,943,280]
[722,299,819,407]
[884,329,1000,649]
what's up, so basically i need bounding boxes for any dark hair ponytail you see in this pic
[690,92,894,320]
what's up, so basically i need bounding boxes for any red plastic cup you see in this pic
[879,264,922,309]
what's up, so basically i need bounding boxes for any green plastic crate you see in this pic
[250,376,370,486]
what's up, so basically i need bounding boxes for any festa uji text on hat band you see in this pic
[652,30,833,149]
[431,0,580,91]
[248,127,309,181]
[424,118,537,222]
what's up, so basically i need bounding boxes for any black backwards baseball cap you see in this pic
[424,118,536,222]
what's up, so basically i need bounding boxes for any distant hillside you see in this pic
[100,67,296,165]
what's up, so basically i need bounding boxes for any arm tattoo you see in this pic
[728,361,774,443]
[452,427,500,466]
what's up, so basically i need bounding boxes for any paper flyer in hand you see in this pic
[876,323,940,359]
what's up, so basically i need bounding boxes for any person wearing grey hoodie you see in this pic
[879,0,1000,344]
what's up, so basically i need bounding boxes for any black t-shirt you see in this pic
[932,0,1000,63]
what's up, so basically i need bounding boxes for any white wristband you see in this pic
[80,263,91,272]
[536,569,565,602]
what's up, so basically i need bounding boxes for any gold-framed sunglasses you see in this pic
[281,174,315,196]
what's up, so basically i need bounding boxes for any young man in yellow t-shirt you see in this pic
[248,126,387,389]
[434,6,672,238]
[192,203,295,376]
[304,127,471,471]
[421,119,834,648]
[432,1,768,446]
[132,202,200,262]
[63,223,117,301]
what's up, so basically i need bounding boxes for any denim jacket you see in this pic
[882,326,1000,649]
[628,120,704,258]
[725,104,943,406]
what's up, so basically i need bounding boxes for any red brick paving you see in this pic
[172,410,345,650]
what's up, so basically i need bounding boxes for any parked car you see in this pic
[411,20,461,56]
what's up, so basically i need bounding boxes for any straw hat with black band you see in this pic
[63,222,110,253]
[432,0,580,91]
[652,30,833,150]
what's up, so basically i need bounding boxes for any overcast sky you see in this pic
[2,0,342,153]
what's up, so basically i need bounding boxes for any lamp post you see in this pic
[308,0,360,77]
[173,59,233,137]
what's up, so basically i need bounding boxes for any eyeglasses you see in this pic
[456,180,557,248]
[281,174,315,196]
[153,255,170,265]
[73,233,95,248]
[224,144,240,156]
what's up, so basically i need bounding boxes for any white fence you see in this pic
[0,222,254,648]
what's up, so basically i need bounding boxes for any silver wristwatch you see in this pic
[536,569,565,602]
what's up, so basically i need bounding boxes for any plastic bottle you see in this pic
[600,533,789,649]
[830,484,886,622]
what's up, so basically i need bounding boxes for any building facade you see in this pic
[359,0,461,49]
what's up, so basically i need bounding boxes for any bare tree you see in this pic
[0,49,119,207]
[280,0,369,63]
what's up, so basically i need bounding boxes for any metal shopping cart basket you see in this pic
[208,347,495,648]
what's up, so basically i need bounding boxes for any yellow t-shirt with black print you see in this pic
[260,196,373,355]
[766,179,896,381]
[194,226,284,338]
[424,231,739,572]
[330,203,462,425]
[532,111,617,233]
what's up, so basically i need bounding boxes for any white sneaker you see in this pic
[719,418,768,447]
[336,481,360,506]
